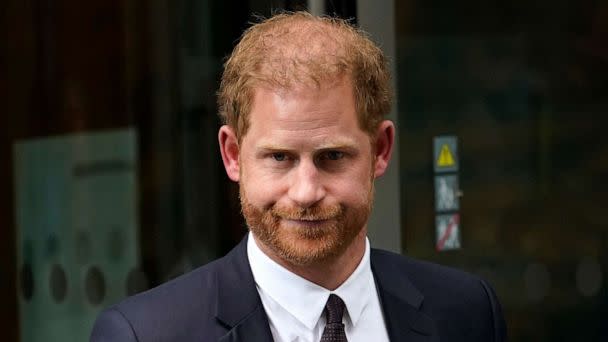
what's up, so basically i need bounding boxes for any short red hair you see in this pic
[217,11,392,141]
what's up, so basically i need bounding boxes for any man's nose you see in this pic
[288,159,326,208]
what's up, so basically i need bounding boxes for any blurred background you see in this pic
[1,0,607,340]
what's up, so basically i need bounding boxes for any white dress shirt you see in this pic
[247,232,390,342]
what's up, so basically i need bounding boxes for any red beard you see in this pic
[240,190,372,266]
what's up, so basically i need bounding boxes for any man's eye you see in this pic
[324,151,344,161]
[272,153,287,161]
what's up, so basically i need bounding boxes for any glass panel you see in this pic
[396,1,608,340]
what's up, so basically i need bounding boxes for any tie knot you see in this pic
[325,294,346,324]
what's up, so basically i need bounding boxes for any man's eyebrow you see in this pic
[316,143,358,151]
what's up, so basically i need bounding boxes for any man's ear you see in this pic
[373,120,395,178]
[218,125,240,182]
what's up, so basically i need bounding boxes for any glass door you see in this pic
[395,1,608,340]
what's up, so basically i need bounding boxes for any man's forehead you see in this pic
[247,79,356,124]
[254,137,360,151]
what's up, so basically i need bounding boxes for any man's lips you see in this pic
[281,218,332,227]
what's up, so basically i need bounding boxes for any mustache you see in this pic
[270,204,343,221]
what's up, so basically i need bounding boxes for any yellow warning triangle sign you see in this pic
[437,144,455,167]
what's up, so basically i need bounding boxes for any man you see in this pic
[91,12,507,341]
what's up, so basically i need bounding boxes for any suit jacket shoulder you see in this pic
[90,237,273,342]
[91,256,224,341]
[371,248,507,341]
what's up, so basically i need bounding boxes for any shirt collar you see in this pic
[247,232,373,329]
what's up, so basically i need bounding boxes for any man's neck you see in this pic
[253,229,368,291]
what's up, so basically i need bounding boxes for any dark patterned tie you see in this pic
[320,294,348,341]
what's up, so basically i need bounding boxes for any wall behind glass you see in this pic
[396,1,608,340]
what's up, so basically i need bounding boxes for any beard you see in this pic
[240,187,373,267]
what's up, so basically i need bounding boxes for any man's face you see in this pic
[236,78,377,266]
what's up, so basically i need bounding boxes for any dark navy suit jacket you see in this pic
[90,236,507,341]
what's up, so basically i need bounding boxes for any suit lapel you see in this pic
[213,237,438,341]
[215,236,274,342]
[371,249,438,342]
